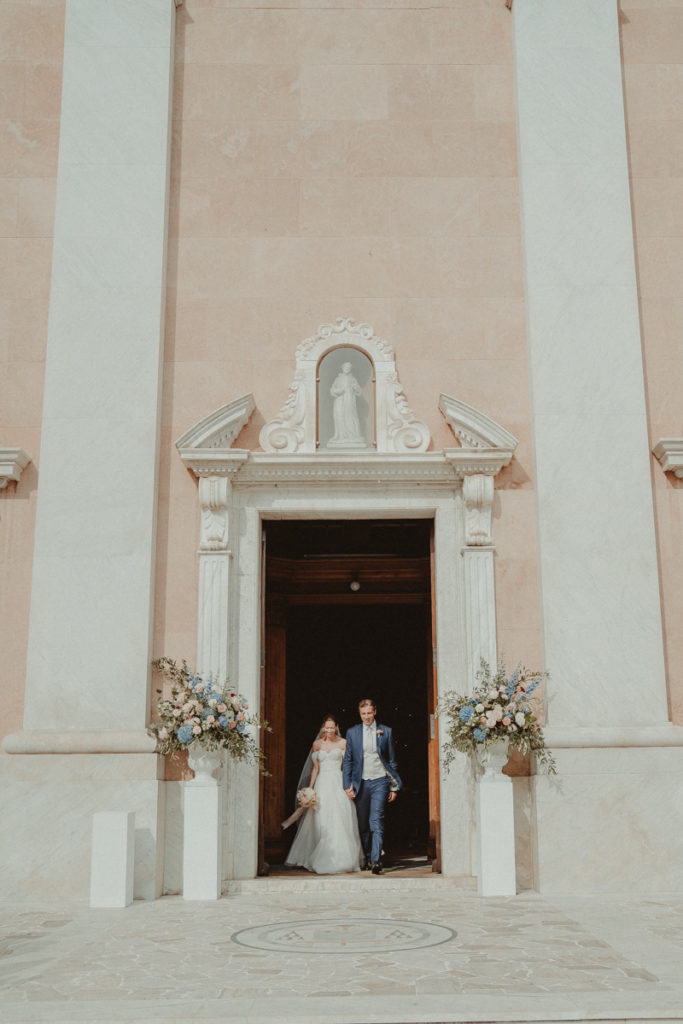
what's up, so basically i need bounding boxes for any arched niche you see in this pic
[318,346,375,450]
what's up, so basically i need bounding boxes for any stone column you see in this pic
[1,0,178,901]
[20,0,177,738]
[512,0,683,893]
[513,0,669,727]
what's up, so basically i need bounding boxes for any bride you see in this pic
[283,714,363,874]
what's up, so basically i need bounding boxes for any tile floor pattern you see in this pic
[1,881,683,1024]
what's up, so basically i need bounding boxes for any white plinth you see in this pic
[90,811,135,908]
[476,751,516,897]
[183,782,222,901]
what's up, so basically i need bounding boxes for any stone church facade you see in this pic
[1,0,682,900]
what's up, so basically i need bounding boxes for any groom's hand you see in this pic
[345,785,355,799]
[387,792,397,803]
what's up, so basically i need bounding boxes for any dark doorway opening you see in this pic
[260,519,439,871]
[285,602,429,859]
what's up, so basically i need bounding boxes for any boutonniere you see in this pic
[376,729,384,737]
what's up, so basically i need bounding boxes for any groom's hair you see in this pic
[358,698,376,710]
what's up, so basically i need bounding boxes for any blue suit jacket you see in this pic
[342,723,402,794]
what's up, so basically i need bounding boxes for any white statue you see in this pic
[328,362,367,449]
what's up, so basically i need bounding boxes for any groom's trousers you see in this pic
[356,776,390,864]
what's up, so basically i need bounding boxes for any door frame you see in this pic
[218,476,499,883]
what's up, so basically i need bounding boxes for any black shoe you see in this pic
[371,862,382,874]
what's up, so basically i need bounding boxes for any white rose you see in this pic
[515,712,525,727]
[488,689,498,700]
[475,703,485,714]
[493,705,503,721]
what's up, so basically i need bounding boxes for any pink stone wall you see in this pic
[157,0,543,676]
[0,1,64,747]
[622,2,683,724]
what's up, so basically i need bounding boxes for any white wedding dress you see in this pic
[285,748,363,874]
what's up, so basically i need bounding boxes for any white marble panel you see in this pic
[0,754,165,901]
[532,747,683,893]
[23,0,176,733]
[513,0,668,726]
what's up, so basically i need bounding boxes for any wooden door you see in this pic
[427,525,442,870]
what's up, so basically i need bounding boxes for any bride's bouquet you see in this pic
[282,785,318,829]
[297,787,317,809]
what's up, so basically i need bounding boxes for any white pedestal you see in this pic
[183,781,222,901]
[90,811,135,908]
[476,750,516,897]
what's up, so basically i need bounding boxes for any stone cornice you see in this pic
[653,438,683,479]
[178,449,250,478]
[543,725,683,749]
[178,449,514,486]
[0,446,30,489]
[3,729,158,755]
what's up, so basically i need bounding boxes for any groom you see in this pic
[343,698,402,874]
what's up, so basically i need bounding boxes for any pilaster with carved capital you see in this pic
[197,476,233,681]
[461,472,497,682]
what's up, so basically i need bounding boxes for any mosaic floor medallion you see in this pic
[231,917,456,954]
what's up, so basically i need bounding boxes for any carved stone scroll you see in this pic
[462,473,494,547]
[199,477,229,552]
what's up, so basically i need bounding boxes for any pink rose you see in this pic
[206,715,215,725]
[192,725,202,735]
[503,716,511,726]
[217,703,227,713]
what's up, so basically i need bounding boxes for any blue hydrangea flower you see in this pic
[218,716,228,727]
[177,724,194,744]
[506,668,519,699]
[236,722,246,735]
[459,706,474,724]
[473,727,488,742]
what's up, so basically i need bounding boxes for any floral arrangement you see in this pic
[148,657,268,773]
[437,660,556,774]
[297,787,317,809]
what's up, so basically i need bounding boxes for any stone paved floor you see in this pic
[1,880,683,1024]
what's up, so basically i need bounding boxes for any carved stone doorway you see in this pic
[260,519,439,872]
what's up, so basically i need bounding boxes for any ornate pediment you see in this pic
[439,394,518,452]
[175,394,254,476]
[259,318,431,455]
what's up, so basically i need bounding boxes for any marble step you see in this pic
[226,873,477,893]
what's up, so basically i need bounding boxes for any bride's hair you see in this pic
[317,714,340,738]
